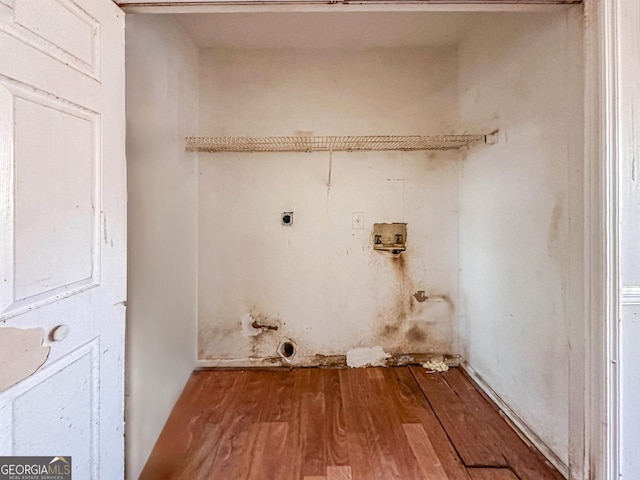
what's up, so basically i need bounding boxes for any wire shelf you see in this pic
[185,134,491,153]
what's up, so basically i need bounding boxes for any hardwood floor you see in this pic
[139,367,564,480]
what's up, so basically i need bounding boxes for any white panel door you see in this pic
[0,0,126,478]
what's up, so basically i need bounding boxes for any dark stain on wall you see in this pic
[251,320,278,331]
[381,323,401,337]
[375,252,412,350]
[374,246,454,355]
[406,325,427,343]
[313,354,348,368]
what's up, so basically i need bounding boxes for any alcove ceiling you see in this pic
[175,11,483,49]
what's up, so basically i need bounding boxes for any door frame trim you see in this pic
[583,0,620,478]
[116,1,578,13]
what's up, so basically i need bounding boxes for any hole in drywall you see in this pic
[282,342,295,357]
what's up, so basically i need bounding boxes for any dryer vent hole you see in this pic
[281,342,295,358]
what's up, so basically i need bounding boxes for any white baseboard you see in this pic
[461,360,568,478]
[197,353,461,369]
[197,357,283,368]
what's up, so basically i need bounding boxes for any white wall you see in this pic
[198,47,462,363]
[458,11,583,467]
[125,15,199,480]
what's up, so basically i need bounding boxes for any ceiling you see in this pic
[175,12,483,49]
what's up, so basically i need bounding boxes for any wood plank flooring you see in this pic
[139,367,564,480]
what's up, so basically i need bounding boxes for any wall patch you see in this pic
[346,346,391,368]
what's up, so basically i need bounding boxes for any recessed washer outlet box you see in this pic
[372,223,407,253]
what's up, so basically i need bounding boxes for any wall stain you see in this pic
[251,320,278,331]
[423,150,461,171]
[373,246,455,355]
[312,354,347,368]
[198,323,236,359]
[548,195,564,263]
[247,309,281,357]
[377,252,411,350]
[549,202,562,245]
[103,213,108,245]
[199,308,285,361]
[381,323,401,337]
[406,325,427,343]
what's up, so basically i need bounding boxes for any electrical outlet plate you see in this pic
[352,212,364,229]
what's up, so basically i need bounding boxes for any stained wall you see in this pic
[197,47,462,363]
[457,10,584,466]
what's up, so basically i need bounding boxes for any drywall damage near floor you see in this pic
[346,346,391,368]
[0,327,50,392]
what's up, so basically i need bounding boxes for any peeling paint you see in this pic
[240,313,264,337]
[346,346,391,368]
[0,327,50,392]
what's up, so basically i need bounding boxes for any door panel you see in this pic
[2,340,100,478]
[0,80,101,318]
[1,0,100,78]
[14,94,96,301]
[0,0,125,478]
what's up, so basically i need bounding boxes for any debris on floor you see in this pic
[346,346,391,368]
[422,359,449,373]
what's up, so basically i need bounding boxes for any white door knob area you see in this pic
[50,325,70,342]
